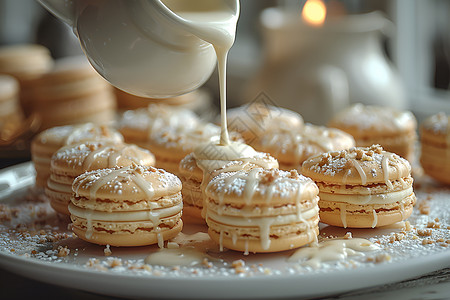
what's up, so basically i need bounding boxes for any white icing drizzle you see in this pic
[288,238,380,268]
[219,230,224,252]
[372,209,378,228]
[339,203,347,228]
[381,154,394,190]
[232,232,238,245]
[399,202,405,219]
[85,209,94,239]
[157,231,164,249]
[244,240,249,256]
[350,159,367,185]
[64,123,94,145]
[82,147,109,170]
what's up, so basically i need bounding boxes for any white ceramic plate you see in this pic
[0,162,449,299]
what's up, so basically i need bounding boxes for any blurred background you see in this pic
[0,0,449,165]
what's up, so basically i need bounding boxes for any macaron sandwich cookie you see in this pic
[302,145,416,228]
[69,164,183,247]
[205,168,320,253]
[420,112,450,185]
[178,149,278,224]
[328,104,417,162]
[46,141,155,215]
[31,123,123,187]
[252,124,355,171]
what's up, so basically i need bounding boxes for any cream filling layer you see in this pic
[47,179,72,193]
[319,187,413,205]
[68,202,183,222]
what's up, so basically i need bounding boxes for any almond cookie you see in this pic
[69,164,183,246]
[205,168,319,253]
[302,145,416,228]
[252,124,355,171]
[178,142,278,224]
[328,104,417,162]
[31,123,123,187]
[46,141,155,215]
[21,55,116,129]
[226,102,304,144]
[119,105,242,175]
[420,113,450,184]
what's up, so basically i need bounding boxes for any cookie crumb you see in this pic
[417,229,432,237]
[418,202,430,215]
[343,232,352,239]
[232,259,246,274]
[422,239,433,245]
[202,258,213,268]
[404,221,412,231]
[104,244,112,256]
[57,245,70,257]
[427,222,440,229]
[109,258,122,268]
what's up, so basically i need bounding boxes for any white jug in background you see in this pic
[37,0,239,98]
[244,9,405,125]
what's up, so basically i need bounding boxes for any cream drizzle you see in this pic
[339,203,347,228]
[381,154,394,190]
[372,209,378,228]
[288,238,380,268]
[350,159,367,185]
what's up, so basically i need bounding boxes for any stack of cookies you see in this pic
[22,56,116,130]
[119,104,242,175]
[179,145,279,223]
[205,168,320,253]
[302,145,416,228]
[0,44,53,81]
[31,123,124,187]
[69,164,183,246]
[0,75,24,141]
[420,113,450,185]
[328,104,417,162]
[0,44,53,116]
[226,103,355,170]
[46,141,155,215]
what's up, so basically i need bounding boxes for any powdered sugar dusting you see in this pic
[207,168,315,198]
[331,104,416,131]
[422,112,449,134]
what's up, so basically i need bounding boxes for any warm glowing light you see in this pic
[302,0,327,26]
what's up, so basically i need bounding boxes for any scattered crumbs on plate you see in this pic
[0,176,449,278]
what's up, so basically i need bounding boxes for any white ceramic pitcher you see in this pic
[244,9,405,125]
[37,0,239,98]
